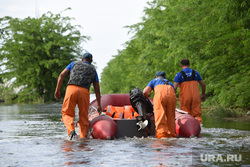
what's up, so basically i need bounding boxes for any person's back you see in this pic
[54,52,102,140]
[67,61,96,90]
[174,59,206,124]
[143,71,177,139]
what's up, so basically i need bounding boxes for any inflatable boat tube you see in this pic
[89,94,200,139]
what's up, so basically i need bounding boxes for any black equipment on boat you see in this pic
[129,87,154,131]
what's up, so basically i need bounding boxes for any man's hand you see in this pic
[54,69,69,101]
[54,90,61,101]
[97,106,102,114]
[201,95,206,102]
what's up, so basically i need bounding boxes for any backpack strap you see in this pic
[180,70,196,81]
[191,70,196,80]
[158,77,169,85]
[180,71,188,81]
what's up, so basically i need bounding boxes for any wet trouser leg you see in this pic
[61,85,78,136]
[61,85,90,138]
[77,87,90,138]
[154,85,177,139]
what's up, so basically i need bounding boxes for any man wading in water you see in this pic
[54,53,101,140]
[143,71,177,139]
[174,59,206,124]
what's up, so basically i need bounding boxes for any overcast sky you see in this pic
[0,0,152,80]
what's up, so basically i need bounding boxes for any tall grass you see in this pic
[203,104,245,118]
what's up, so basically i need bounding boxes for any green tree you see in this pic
[101,0,250,109]
[0,8,89,102]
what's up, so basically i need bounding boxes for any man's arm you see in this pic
[93,81,102,113]
[54,69,69,100]
[143,86,152,97]
[174,82,179,93]
[198,80,206,102]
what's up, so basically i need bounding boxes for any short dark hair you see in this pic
[181,59,190,66]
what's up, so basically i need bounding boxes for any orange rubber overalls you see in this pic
[179,81,202,124]
[61,85,90,138]
[154,85,177,139]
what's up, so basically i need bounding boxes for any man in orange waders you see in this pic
[174,59,206,124]
[143,71,177,139]
[54,53,101,140]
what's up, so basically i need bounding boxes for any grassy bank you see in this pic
[202,104,250,120]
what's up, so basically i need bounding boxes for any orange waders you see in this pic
[179,81,202,124]
[61,85,90,138]
[153,85,177,139]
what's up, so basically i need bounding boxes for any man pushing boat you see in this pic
[143,71,177,139]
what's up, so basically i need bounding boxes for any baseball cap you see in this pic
[83,53,93,60]
[156,71,166,78]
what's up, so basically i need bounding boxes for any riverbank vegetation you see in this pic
[202,104,246,118]
[0,8,88,103]
[100,0,250,116]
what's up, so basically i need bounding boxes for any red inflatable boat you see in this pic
[89,94,200,139]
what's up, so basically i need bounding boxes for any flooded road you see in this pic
[0,95,249,167]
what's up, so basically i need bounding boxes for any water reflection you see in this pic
[202,115,250,130]
[149,139,193,166]
[61,140,93,166]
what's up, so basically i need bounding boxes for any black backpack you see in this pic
[180,70,196,81]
